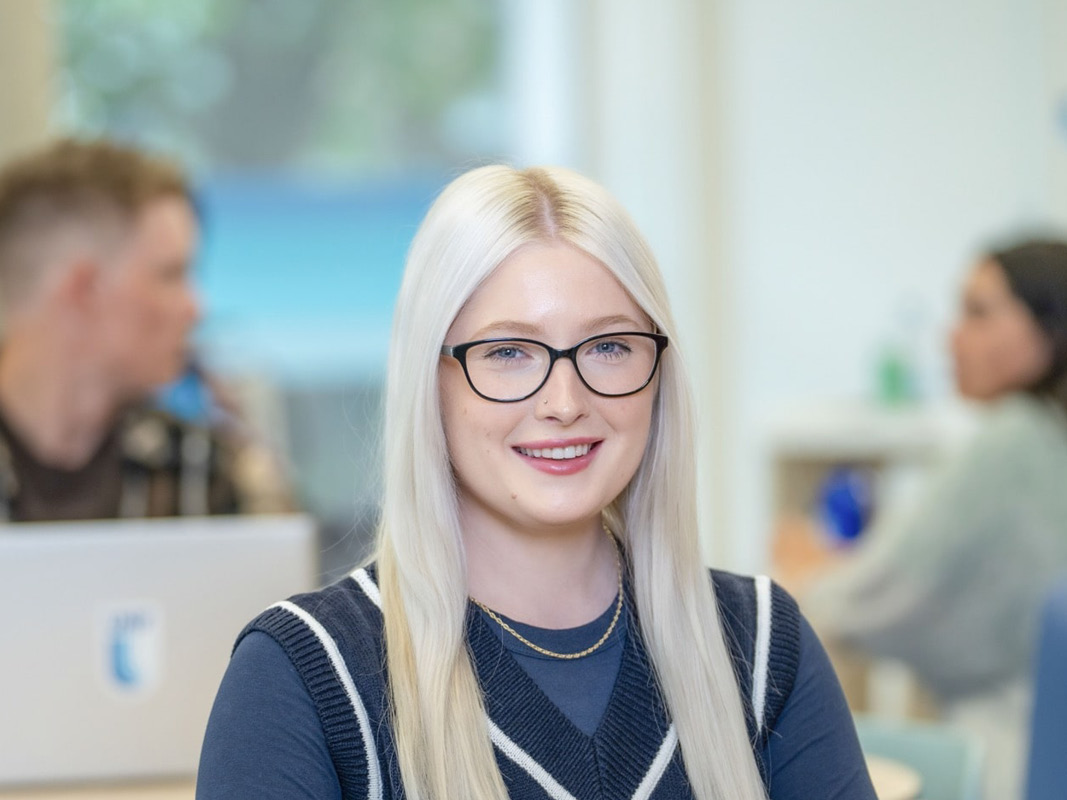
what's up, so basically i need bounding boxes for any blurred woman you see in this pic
[807,239,1067,800]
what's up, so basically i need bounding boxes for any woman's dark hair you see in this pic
[988,239,1067,402]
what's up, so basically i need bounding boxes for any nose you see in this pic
[534,356,590,424]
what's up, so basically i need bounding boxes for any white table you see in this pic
[0,780,194,800]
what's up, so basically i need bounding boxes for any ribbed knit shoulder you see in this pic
[710,570,802,742]
[237,569,389,800]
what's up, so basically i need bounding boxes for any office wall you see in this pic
[1043,0,1067,223]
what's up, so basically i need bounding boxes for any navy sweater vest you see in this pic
[239,567,801,800]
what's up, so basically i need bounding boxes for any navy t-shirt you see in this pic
[480,599,627,735]
[197,600,874,799]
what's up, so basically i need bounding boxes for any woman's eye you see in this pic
[591,339,631,357]
[485,345,527,360]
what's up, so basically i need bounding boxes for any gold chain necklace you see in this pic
[472,525,624,661]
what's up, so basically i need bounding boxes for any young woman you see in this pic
[807,240,1067,799]
[197,165,874,799]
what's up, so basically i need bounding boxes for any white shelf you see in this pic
[766,399,979,462]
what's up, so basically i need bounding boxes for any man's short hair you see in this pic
[0,138,192,310]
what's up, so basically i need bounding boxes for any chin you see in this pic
[953,370,978,400]
[518,497,613,531]
[956,383,1001,404]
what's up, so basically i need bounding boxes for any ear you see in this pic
[53,257,103,313]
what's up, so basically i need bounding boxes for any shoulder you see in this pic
[710,569,801,648]
[118,405,200,468]
[120,404,293,514]
[929,395,1067,498]
[235,566,388,798]
[709,570,802,737]
[238,566,384,662]
[970,394,1067,458]
[118,404,239,475]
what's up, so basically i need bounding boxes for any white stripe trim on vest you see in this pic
[273,600,383,800]
[488,719,579,800]
[351,567,382,609]
[342,567,678,798]
[631,724,678,800]
[752,574,772,734]
[488,717,677,800]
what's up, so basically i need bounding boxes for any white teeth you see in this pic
[518,443,591,460]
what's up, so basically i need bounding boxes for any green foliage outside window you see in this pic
[56,0,502,174]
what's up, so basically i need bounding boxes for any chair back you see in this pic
[854,715,983,800]
[1025,578,1067,800]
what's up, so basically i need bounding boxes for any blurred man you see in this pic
[0,138,291,520]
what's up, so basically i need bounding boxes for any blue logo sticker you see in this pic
[98,604,163,696]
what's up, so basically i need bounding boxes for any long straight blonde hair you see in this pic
[374,165,768,800]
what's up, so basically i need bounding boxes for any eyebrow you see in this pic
[469,314,648,341]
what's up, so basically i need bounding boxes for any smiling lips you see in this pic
[513,440,601,475]
[516,443,592,460]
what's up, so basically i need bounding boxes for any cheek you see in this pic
[106,299,142,345]
[114,288,158,335]
[607,397,656,462]
[957,319,1050,396]
[150,290,180,326]
[982,322,1030,370]
[1000,324,1052,381]
[956,325,998,370]
[440,381,504,468]
[439,400,463,463]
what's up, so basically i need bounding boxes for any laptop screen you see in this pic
[0,514,317,786]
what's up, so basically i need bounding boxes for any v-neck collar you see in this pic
[465,594,680,800]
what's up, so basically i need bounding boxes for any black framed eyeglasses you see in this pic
[440,331,669,403]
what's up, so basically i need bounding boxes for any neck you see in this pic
[0,330,125,469]
[463,513,620,629]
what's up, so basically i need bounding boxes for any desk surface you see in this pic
[867,755,922,800]
[0,780,194,799]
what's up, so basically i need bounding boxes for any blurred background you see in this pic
[3,0,1066,579]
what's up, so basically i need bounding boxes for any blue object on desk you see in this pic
[816,466,874,543]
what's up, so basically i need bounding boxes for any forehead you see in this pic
[133,196,196,237]
[119,197,198,259]
[448,242,646,340]
[965,259,1011,296]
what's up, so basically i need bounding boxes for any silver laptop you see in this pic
[0,514,318,787]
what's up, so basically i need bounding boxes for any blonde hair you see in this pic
[374,165,768,800]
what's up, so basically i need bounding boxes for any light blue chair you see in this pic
[1025,578,1067,800]
[854,715,983,800]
